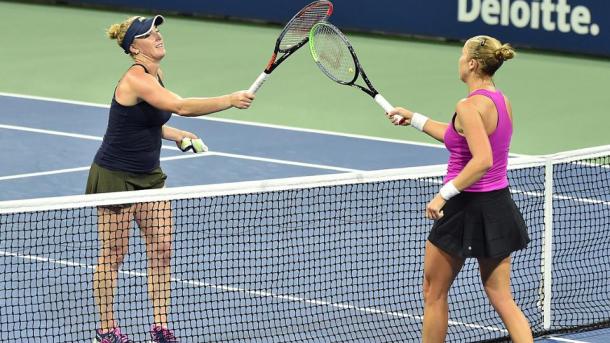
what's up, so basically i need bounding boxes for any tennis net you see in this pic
[1,145,609,342]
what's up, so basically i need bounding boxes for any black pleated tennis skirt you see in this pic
[427,187,530,259]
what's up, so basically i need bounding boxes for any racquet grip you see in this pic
[374,94,404,124]
[248,72,270,94]
[374,94,394,113]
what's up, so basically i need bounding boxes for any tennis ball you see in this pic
[348,67,354,73]
[179,137,193,152]
[191,138,209,153]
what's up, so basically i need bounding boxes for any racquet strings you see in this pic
[280,1,333,51]
[310,23,357,83]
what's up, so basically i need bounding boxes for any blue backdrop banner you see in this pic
[66,0,609,57]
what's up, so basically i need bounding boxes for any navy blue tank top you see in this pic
[94,64,172,173]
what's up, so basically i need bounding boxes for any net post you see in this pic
[542,157,554,330]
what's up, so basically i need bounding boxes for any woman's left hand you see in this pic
[175,130,198,149]
[426,194,446,220]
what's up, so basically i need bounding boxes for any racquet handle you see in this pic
[248,72,270,94]
[374,94,405,125]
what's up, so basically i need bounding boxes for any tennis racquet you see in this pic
[247,0,333,94]
[308,22,403,123]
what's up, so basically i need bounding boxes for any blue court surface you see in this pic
[1,94,608,342]
[0,93,450,201]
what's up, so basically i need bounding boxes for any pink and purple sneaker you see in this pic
[149,324,178,343]
[94,327,132,343]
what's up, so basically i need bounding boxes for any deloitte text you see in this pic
[458,0,600,36]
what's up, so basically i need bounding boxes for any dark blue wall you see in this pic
[63,0,609,57]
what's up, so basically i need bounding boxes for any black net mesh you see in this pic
[1,149,609,342]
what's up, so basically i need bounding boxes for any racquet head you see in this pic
[277,1,334,53]
[309,22,359,85]
[252,0,333,89]
[309,22,402,120]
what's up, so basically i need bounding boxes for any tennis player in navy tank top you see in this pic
[387,36,533,342]
[86,15,255,343]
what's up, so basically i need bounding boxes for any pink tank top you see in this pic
[443,89,512,192]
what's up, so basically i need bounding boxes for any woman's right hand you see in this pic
[387,107,414,126]
[230,91,255,109]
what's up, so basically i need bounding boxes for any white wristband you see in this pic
[411,112,429,131]
[439,180,460,201]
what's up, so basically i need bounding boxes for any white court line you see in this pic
[0,91,531,157]
[545,336,591,343]
[0,249,507,334]
[0,155,205,181]
[0,153,360,181]
[512,188,610,208]
[0,123,104,141]
[0,92,109,109]
[0,166,91,181]
[0,124,362,180]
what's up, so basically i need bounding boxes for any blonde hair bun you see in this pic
[495,44,516,61]
[106,23,123,40]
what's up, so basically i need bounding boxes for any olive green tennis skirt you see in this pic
[86,163,167,209]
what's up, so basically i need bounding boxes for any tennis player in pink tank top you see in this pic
[388,36,533,342]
